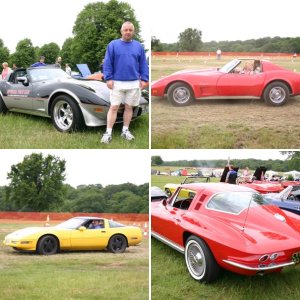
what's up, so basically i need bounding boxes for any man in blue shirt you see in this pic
[31,56,47,67]
[101,21,149,144]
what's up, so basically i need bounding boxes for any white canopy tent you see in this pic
[284,170,300,180]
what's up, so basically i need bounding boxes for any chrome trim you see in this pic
[196,96,261,100]
[223,259,295,271]
[151,231,184,254]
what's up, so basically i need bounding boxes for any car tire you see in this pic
[107,234,127,253]
[0,96,8,113]
[263,82,289,106]
[37,235,58,255]
[185,235,220,283]
[167,82,194,106]
[51,95,85,132]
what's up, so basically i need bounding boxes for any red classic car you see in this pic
[151,183,300,283]
[151,59,300,106]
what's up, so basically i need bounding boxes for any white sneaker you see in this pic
[101,132,112,144]
[121,129,135,141]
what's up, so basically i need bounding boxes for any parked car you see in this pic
[152,183,300,282]
[151,186,168,202]
[151,59,300,106]
[3,217,142,254]
[0,66,148,132]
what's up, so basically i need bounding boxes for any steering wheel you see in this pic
[180,199,191,210]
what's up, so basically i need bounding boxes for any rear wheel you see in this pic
[51,95,85,132]
[108,234,127,253]
[0,96,8,113]
[263,82,289,106]
[37,235,58,255]
[185,235,220,283]
[167,82,194,106]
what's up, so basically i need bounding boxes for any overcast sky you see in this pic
[151,150,289,162]
[1,0,150,53]
[151,0,300,44]
[0,150,149,187]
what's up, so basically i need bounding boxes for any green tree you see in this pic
[72,0,142,72]
[6,153,66,211]
[151,36,163,51]
[60,37,75,68]
[0,39,10,70]
[11,38,36,68]
[151,156,163,166]
[39,42,60,64]
[178,28,202,51]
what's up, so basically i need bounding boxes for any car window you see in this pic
[29,68,70,82]
[171,188,196,210]
[207,191,266,214]
[109,220,125,228]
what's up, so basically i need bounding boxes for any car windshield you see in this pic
[55,218,85,229]
[219,59,240,73]
[29,68,71,82]
[207,191,267,214]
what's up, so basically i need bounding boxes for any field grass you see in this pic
[151,55,300,149]
[151,174,300,300]
[0,113,149,149]
[0,222,149,300]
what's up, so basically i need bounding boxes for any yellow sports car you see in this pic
[3,217,142,255]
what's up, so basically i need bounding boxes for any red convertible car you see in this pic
[151,183,300,282]
[151,59,300,106]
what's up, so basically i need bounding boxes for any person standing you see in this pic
[225,165,237,184]
[31,56,46,67]
[55,56,62,68]
[65,63,72,75]
[216,48,222,60]
[101,21,149,144]
[1,62,12,80]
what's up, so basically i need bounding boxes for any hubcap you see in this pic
[173,87,190,104]
[269,87,286,103]
[53,100,73,130]
[112,237,124,251]
[186,241,206,278]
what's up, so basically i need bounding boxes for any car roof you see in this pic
[180,182,255,193]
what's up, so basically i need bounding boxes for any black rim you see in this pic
[41,238,56,254]
[111,236,125,252]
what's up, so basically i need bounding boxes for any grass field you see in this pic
[151,175,300,300]
[151,55,300,149]
[0,113,149,149]
[0,222,149,300]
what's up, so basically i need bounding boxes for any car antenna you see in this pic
[241,196,252,232]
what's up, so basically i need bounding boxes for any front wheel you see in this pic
[263,82,289,106]
[107,234,127,253]
[167,82,194,106]
[185,235,220,283]
[0,96,8,113]
[50,95,84,132]
[37,235,58,255]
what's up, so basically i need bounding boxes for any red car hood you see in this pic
[212,205,300,252]
[172,68,218,76]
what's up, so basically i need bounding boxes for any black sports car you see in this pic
[0,66,148,132]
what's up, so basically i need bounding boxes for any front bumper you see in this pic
[3,238,35,250]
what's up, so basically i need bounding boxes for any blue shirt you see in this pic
[103,39,148,82]
[31,62,47,67]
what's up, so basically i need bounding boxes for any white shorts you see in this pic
[110,88,141,106]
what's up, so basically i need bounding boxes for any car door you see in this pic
[152,187,194,246]
[216,72,265,97]
[2,70,34,110]
[70,220,110,250]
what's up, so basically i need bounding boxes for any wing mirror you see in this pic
[17,76,28,86]
[162,199,167,207]
[79,226,86,231]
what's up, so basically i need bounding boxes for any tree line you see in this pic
[152,152,300,172]
[0,153,148,213]
[0,0,142,73]
[152,32,300,53]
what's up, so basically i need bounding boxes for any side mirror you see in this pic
[17,76,28,86]
[79,226,86,231]
[162,199,167,207]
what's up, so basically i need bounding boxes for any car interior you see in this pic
[172,189,196,210]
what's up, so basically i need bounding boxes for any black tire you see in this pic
[50,95,85,132]
[107,234,127,253]
[185,235,220,283]
[0,96,8,113]
[167,82,194,106]
[37,235,58,255]
[263,82,289,106]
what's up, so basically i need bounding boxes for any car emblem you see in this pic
[274,213,286,222]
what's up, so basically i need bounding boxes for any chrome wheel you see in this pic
[53,100,74,131]
[173,86,191,104]
[185,239,206,280]
[269,87,286,104]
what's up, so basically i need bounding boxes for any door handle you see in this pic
[101,230,106,233]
